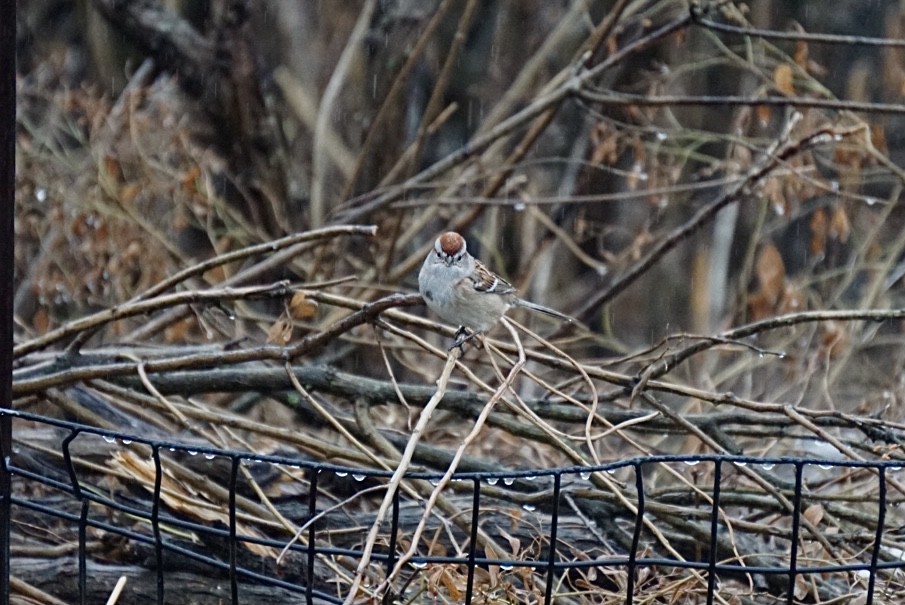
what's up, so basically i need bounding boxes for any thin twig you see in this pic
[342,347,461,605]
[310,0,378,227]
[16,281,295,358]
[379,318,527,592]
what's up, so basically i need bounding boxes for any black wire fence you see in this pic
[3,407,904,605]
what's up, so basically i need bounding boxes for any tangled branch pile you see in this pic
[11,1,905,603]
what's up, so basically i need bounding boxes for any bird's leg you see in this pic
[449,326,469,351]
[449,326,480,351]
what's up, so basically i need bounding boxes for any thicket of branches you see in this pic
[11,1,905,603]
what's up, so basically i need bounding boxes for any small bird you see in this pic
[418,231,573,347]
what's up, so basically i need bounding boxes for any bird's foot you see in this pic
[449,327,481,352]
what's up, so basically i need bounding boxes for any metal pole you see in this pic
[0,1,17,603]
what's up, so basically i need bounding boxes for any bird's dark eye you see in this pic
[456,254,463,262]
[436,251,443,259]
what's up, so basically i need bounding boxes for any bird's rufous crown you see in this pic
[437,232,466,256]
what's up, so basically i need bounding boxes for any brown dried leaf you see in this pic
[834,144,865,189]
[436,568,464,601]
[119,183,140,206]
[484,545,500,587]
[830,206,850,243]
[746,291,772,321]
[794,573,811,600]
[32,306,50,334]
[810,208,828,257]
[733,143,753,168]
[807,59,828,78]
[110,451,277,558]
[103,154,124,184]
[762,176,788,216]
[497,527,521,557]
[181,164,202,192]
[756,104,773,128]
[803,503,824,526]
[755,243,786,306]
[778,284,806,315]
[289,291,319,320]
[164,317,192,343]
[871,123,888,154]
[589,123,619,166]
[266,315,293,345]
[774,64,796,96]
[100,221,117,247]
[794,40,809,68]
[71,215,90,238]
[471,567,492,587]
[820,320,849,360]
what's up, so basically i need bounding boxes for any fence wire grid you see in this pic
[2,408,904,605]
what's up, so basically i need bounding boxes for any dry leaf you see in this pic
[794,40,809,68]
[755,243,786,306]
[119,183,140,206]
[103,154,124,184]
[756,104,773,127]
[830,206,850,243]
[471,567,492,587]
[435,568,464,601]
[871,123,888,154]
[164,317,192,343]
[289,291,319,320]
[762,176,787,216]
[94,221,110,244]
[794,574,811,600]
[32,306,50,334]
[778,284,806,314]
[820,320,849,360]
[809,208,828,257]
[109,451,278,558]
[590,123,619,166]
[266,315,293,345]
[484,544,500,587]
[496,527,521,557]
[774,64,795,95]
[71,215,90,237]
[181,164,202,191]
[803,503,824,526]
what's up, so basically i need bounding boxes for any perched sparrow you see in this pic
[418,231,573,346]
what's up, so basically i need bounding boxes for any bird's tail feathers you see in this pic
[515,299,574,323]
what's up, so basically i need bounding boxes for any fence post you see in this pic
[0,0,18,603]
